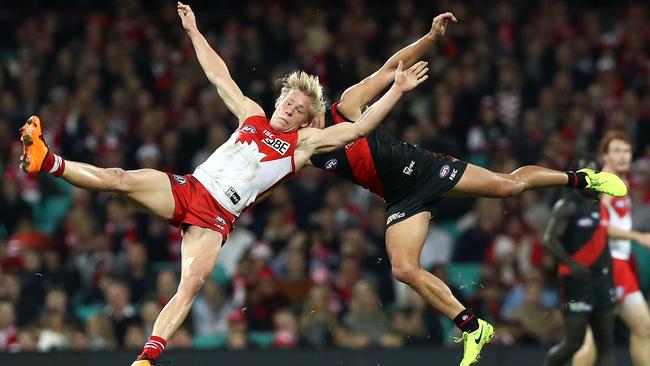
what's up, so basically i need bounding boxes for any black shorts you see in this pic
[385,153,467,228]
[559,270,616,314]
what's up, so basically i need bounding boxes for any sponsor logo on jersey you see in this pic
[226,187,241,205]
[262,136,291,155]
[344,141,357,150]
[325,159,338,170]
[577,217,594,227]
[387,212,406,225]
[439,164,450,178]
[173,174,186,185]
[241,125,257,134]
[566,301,593,313]
[403,161,415,176]
[450,168,458,180]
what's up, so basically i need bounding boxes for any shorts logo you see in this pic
[577,217,594,227]
[214,215,227,230]
[449,168,458,180]
[173,174,186,185]
[325,159,338,170]
[241,125,257,134]
[403,161,415,176]
[615,286,624,301]
[566,301,593,312]
[386,212,406,225]
[439,164,450,178]
[226,187,241,205]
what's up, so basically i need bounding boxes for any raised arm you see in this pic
[299,61,428,158]
[177,2,262,122]
[337,12,456,120]
[543,199,591,278]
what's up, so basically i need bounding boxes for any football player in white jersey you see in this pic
[573,131,650,366]
[18,3,429,365]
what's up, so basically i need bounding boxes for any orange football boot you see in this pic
[19,116,49,173]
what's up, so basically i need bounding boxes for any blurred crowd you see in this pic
[1,0,650,353]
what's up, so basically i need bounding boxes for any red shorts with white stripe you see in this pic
[165,174,236,242]
[612,258,641,303]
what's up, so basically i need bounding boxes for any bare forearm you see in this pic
[608,226,641,242]
[188,30,231,84]
[354,86,403,137]
[384,34,435,71]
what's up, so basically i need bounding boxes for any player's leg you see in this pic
[19,116,175,220]
[386,212,463,318]
[572,326,598,366]
[134,225,223,365]
[589,309,615,366]
[62,162,175,219]
[544,313,590,366]
[445,163,626,198]
[619,293,650,366]
[386,212,493,366]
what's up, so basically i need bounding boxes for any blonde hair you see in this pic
[277,71,325,122]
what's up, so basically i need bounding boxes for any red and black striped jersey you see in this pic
[310,100,441,204]
[557,191,612,277]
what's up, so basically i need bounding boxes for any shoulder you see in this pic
[552,197,576,217]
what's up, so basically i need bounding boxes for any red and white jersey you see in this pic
[193,115,298,216]
[606,194,633,260]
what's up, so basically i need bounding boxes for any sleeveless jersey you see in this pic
[606,194,632,260]
[310,101,442,204]
[558,192,611,277]
[193,115,298,216]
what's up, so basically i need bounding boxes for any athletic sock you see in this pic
[453,309,479,333]
[564,171,588,189]
[138,335,167,361]
[41,152,65,177]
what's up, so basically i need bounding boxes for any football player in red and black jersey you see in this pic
[308,12,626,365]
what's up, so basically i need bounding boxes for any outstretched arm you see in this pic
[178,2,262,122]
[608,226,650,248]
[300,61,428,155]
[337,12,456,120]
[544,199,591,278]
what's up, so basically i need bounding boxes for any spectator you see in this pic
[102,281,139,347]
[299,285,338,348]
[86,313,117,350]
[37,311,69,351]
[0,302,17,351]
[391,289,444,345]
[226,311,248,350]
[191,278,232,336]
[340,281,402,348]
[272,309,299,349]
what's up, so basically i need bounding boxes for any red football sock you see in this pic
[40,152,65,177]
[138,336,167,361]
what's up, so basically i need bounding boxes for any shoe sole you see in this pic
[19,117,41,172]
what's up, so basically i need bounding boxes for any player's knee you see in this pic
[630,319,650,339]
[392,262,419,285]
[177,274,206,302]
